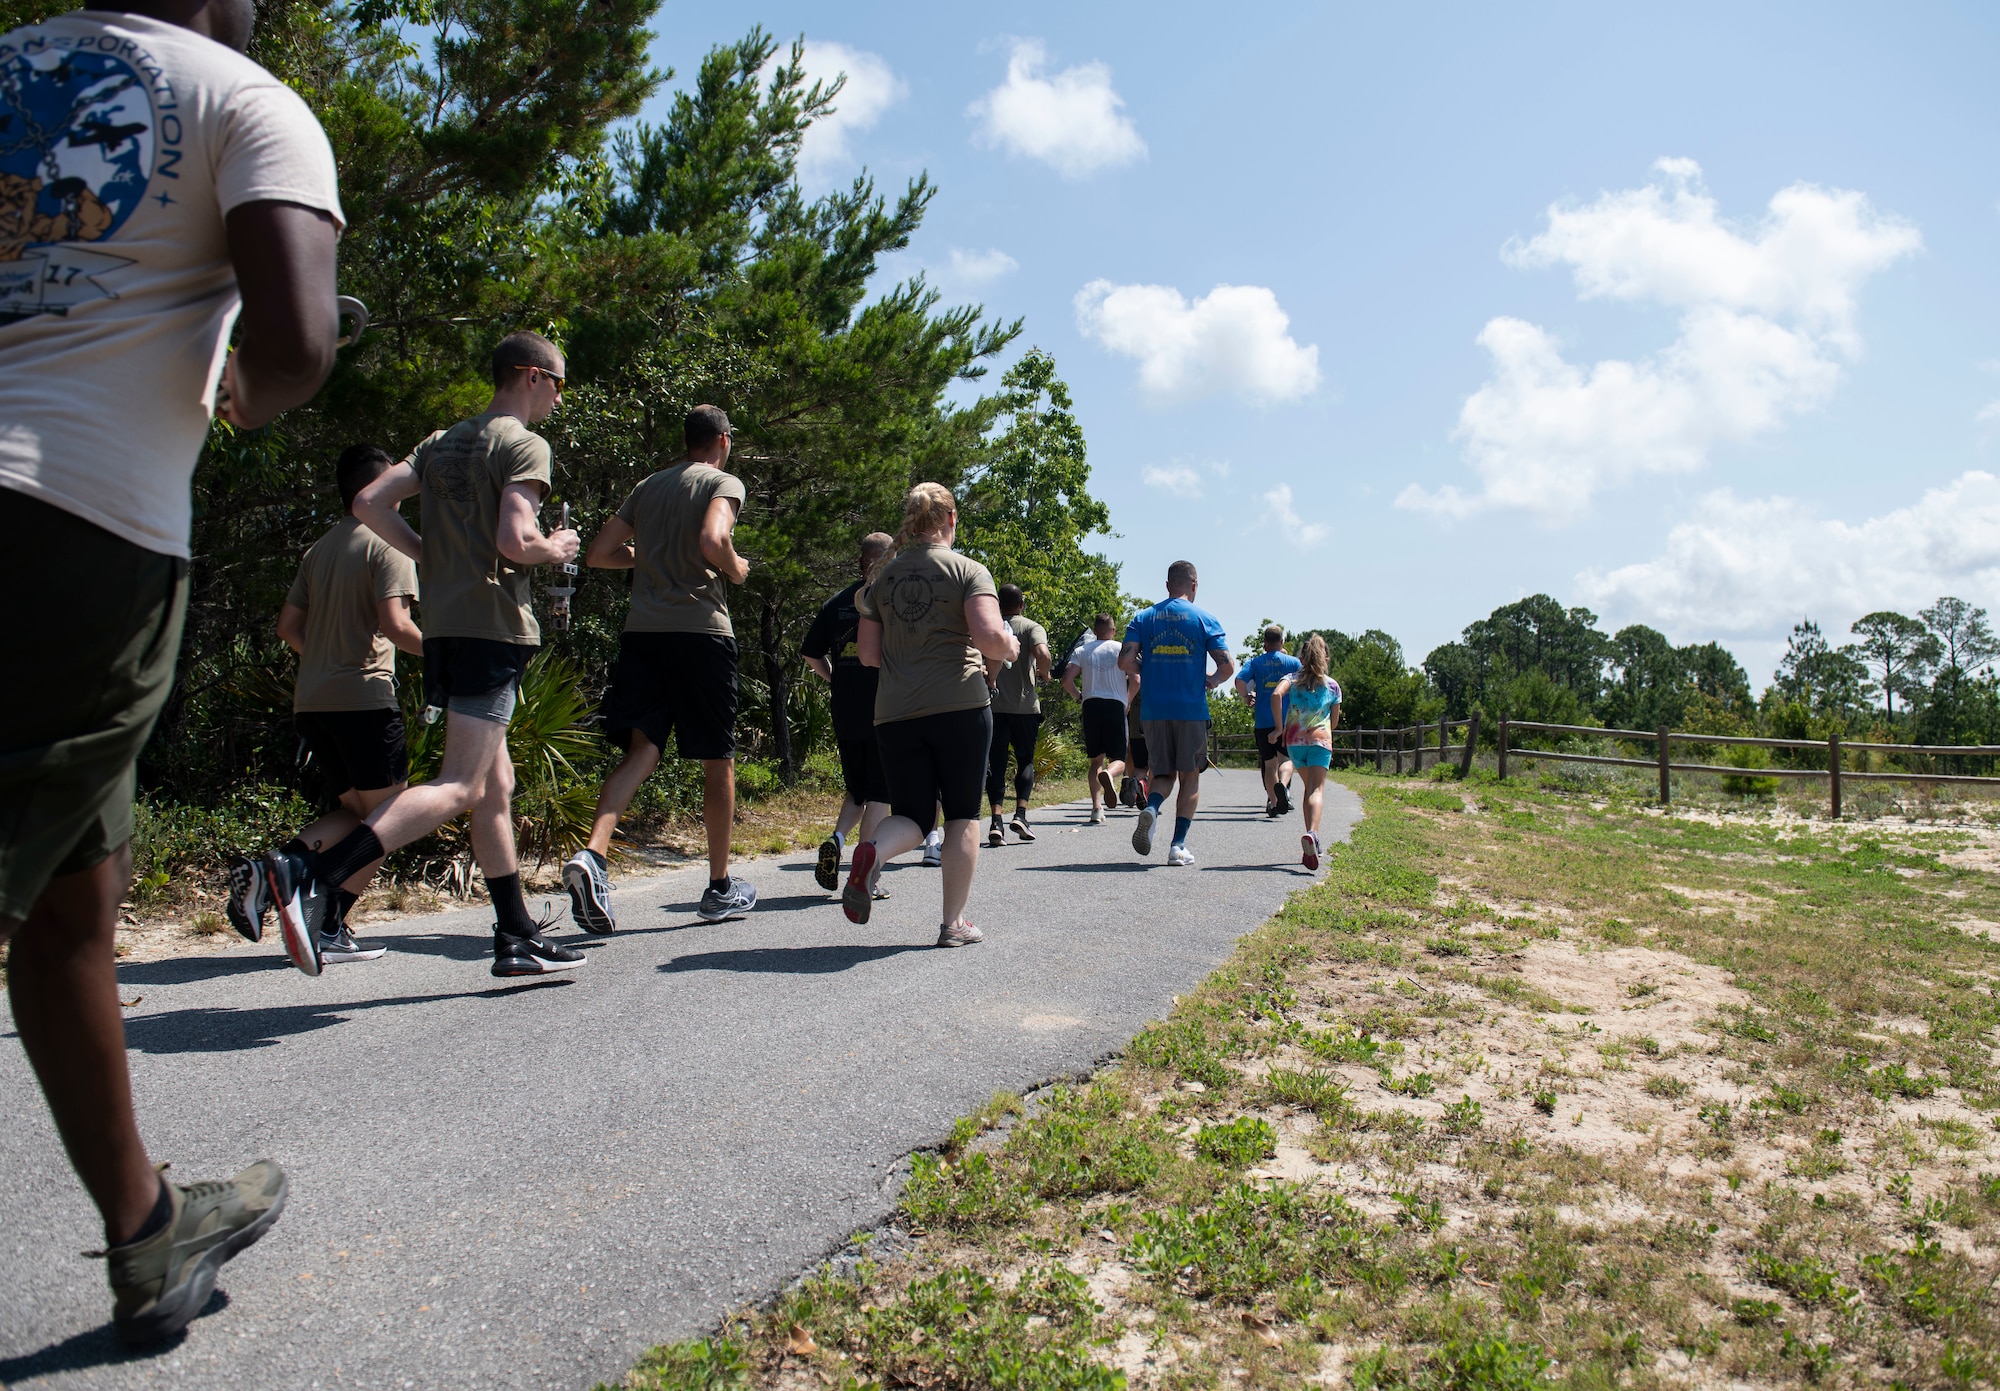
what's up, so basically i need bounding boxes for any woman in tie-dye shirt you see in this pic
[1271,634,1342,873]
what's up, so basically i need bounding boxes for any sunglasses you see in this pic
[514,364,566,390]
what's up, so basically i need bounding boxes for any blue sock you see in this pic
[1146,791,1167,812]
[1173,816,1193,845]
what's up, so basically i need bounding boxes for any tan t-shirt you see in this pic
[855,543,998,724]
[615,463,747,636]
[992,615,1048,715]
[404,413,551,644]
[0,12,344,558]
[286,515,418,712]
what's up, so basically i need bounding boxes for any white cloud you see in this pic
[1142,464,1205,498]
[1075,280,1320,405]
[1263,483,1329,549]
[944,247,1018,288]
[1578,472,2000,634]
[1400,159,1919,522]
[968,39,1145,179]
[793,42,906,185]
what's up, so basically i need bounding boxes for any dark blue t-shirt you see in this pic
[1124,597,1229,721]
[1238,650,1303,730]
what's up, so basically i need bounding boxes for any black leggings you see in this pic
[987,712,1041,809]
[877,705,993,835]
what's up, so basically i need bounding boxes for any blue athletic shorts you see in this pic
[1289,745,1332,769]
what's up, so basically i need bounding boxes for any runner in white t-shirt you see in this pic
[1062,612,1138,824]
[0,0,343,1345]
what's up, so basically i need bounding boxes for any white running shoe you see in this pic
[922,830,943,867]
[1167,843,1197,867]
[562,849,616,934]
[1131,806,1157,856]
[936,921,984,948]
[1087,807,1105,825]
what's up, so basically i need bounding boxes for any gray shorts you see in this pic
[1142,719,1210,775]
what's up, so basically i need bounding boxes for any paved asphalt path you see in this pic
[0,769,1361,1390]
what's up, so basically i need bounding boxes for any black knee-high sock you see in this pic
[316,825,384,888]
[487,872,533,937]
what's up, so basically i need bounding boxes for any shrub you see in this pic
[1720,744,1780,797]
[899,1152,1032,1231]
[1194,1116,1276,1168]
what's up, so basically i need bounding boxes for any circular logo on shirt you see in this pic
[0,46,153,321]
[886,572,935,625]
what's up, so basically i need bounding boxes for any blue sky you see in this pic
[638,2,2000,681]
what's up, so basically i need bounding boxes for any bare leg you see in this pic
[586,737,662,857]
[1088,756,1105,811]
[833,795,864,841]
[1260,751,1278,807]
[1277,756,1296,797]
[938,818,980,926]
[702,759,734,882]
[1301,766,1326,839]
[859,799,891,843]
[466,744,516,877]
[296,783,403,853]
[862,814,927,874]
[339,712,511,894]
[1150,771,1178,806]
[3,847,160,1246]
[1176,771,1201,822]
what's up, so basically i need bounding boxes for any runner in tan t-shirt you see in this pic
[839,483,1020,948]
[255,332,585,982]
[227,446,420,963]
[563,405,753,932]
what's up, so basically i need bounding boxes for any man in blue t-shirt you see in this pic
[1234,623,1303,819]
[1119,560,1235,866]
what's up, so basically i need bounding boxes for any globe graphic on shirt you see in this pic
[0,47,150,319]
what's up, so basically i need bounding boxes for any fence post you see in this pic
[1438,716,1448,776]
[1497,718,1509,781]
[1829,732,1842,820]
[1657,725,1671,805]
[1458,711,1480,780]
[1373,730,1382,774]
[1393,728,1403,776]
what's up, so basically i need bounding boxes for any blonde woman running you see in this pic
[1269,635,1343,872]
[844,484,1019,946]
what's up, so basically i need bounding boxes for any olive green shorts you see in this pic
[0,489,186,922]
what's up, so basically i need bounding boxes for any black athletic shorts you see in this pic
[835,721,891,806]
[422,636,534,709]
[0,489,185,920]
[295,708,409,796]
[1255,727,1286,766]
[876,704,992,835]
[602,631,738,761]
[1081,698,1128,760]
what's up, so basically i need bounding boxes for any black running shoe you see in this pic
[261,849,328,977]
[986,817,1005,848]
[492,928,586,976]
[814,836,842,891]
[224,854,267,944]
[1009,812,1036,842]
[1276,783,1293,816]
[561,850,616,934]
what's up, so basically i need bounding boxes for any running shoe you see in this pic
[492,927,586,976]
[986,816,1005,848]
[100,1159,287,1346]
[1167,843,1197,867]
[697,876,758,922]
[1276,783,1293,816]
[1097,768,1118,806]
[1087,808,1105,825]
[814,835,842,891]
[1009,812,1036,843]
[922,831,943,867]
[842,841,878,924]
[936,921,984,948]
[223,854,268,944]
[261,848,328,977]
[1131,805,1157,857]
[1301,832,1321,872]
[1118,775,1136,807]
[562,849,616,934]
[1265,798,1280,818]
[317,926,386,963]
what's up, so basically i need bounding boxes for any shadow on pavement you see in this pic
[108,981,574,1053]
[116,953,283,985]
[0,1290,224,1382]
[657,943,928,975]
[1013,861,1152,874]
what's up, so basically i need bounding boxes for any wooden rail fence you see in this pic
[1209,713,2000,819]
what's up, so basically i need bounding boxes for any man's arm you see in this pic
[967,594,1022,665]
[858,617,883,668]
[700,496,749,585]
[1234,675,1254,705]
[1032,642,1052,683]
[217,202,341,429]
[804,655,833,682]
[377,595,423,656]
[1060,662,1081,701]
[1117,640,1143,677]
[1206,648,1236,690]
[586,515,637,569]
[497,483,580,567]
[276,602,307,656]
[354,464,423,562]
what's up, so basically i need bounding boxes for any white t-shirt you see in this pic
[1076,637,1129,705]
[0,11,343,557]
